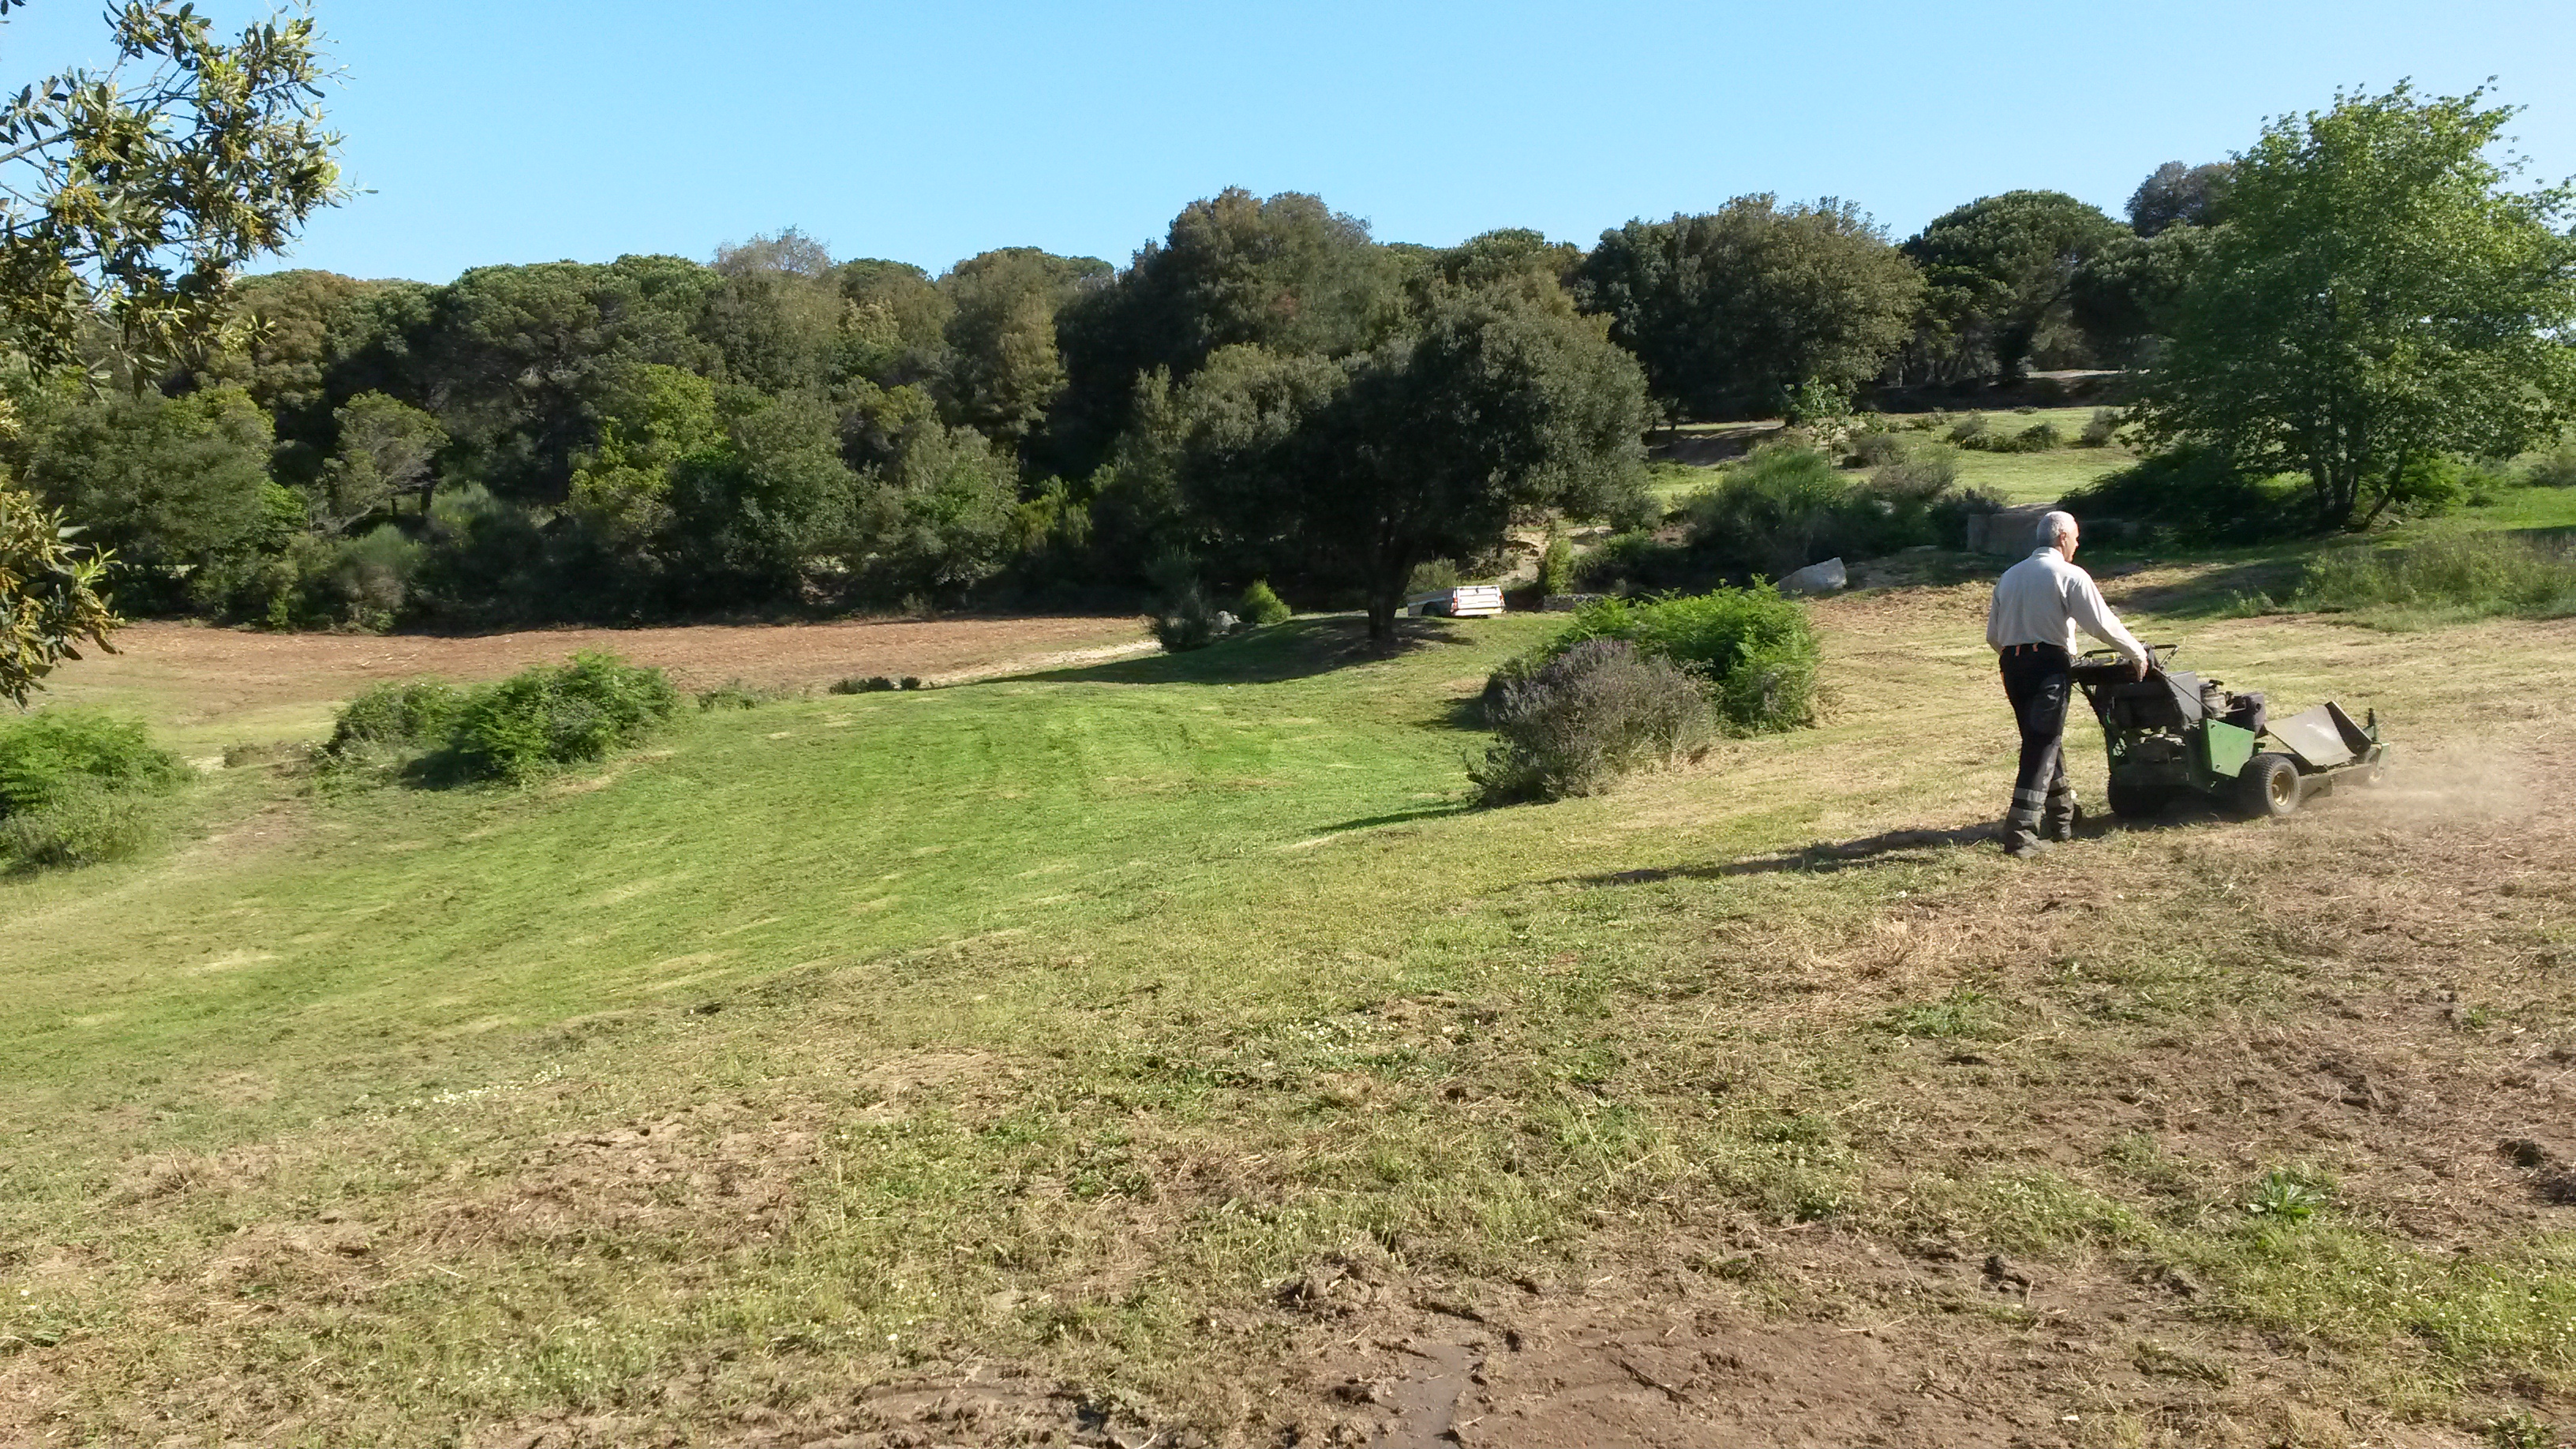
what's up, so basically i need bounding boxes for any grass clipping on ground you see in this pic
[0,596,2571,1447]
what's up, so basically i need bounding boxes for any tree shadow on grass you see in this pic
[1312,803,1479,833]
[1009,615,1475,687]
[1421,691,1496,734]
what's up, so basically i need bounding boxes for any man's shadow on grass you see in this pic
[1013,615,1473,687]
[1562,803,2225,885]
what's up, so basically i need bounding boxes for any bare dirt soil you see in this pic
[43,614,1155,743]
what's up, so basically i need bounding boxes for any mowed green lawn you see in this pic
[8,626,1506,1077]
[1948,442,2132,503]
[1881,406,2137,504]
[4,590,2574,1444]
[1648,407,2136,512]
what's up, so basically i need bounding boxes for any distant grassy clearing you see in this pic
[1650,441,2125,513]
[1872,406,2136,504]
[1946,443,2132,502]
[1644,408,2134,511]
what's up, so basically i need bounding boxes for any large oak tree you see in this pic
[1182,281,1650,641]
[1900,190,2125,381]
[1576,197,1921,421]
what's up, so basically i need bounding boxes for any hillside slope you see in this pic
[2,586,2571,1447]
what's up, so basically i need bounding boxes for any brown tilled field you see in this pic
[39,614,1155,748]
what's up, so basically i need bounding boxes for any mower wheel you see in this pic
[2105,774,2167,818]
[2237,752,2303,818]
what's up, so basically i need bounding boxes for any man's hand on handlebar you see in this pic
[2131,654,2151,681]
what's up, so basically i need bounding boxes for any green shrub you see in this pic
[445,652,680,783]
[2525,438,2576,489]
[1541,587,1821,733]
[1684,444,1945,576]
[2461,460,2521,508]
[326,680,467,754]
[1845,431,1908,469]
[1570,530,1696,594]
[829,676,897,695]
[1870,442,1960,498]
[2005,421,2063,452]
[0,779,165,867]
[1598,471,1662,533]
[2061,444,2305,546]
[1405,559,1462,595]
[2381,455,2469,519]
[0,710,185,818]
[193,524,429,632]
[695,680,762,711]
[0,712,182,871]
[1471,638,1712,803]
[1536,535,1574,598]
[2078,408,2121,447]
[1239,578,1292,627]
[1682,446,1848,577]
[1151,583,1222,652]
[2289,529,2576,622]
[1945,414,1990,447]
[298,526,427,631]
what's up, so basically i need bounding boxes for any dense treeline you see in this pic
[16,84,2571,635]
[9,200,1663,635]
[2,179,2174,631]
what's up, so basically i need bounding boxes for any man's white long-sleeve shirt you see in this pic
[1986,547,2148,662]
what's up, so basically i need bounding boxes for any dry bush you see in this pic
[1472,638,1712,803]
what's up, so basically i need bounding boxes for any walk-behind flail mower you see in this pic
[2070,644,2388,819]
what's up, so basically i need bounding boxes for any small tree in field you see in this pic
[2142,84,2576,530]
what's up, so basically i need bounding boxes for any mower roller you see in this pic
[2070,644,2388,820]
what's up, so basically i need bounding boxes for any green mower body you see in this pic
[2072,645,2387,819]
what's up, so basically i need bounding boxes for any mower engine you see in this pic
[2070,644,2387,819]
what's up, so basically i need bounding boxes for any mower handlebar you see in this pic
[2081,642,2178,668]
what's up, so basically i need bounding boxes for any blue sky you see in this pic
[11,1,2573,283]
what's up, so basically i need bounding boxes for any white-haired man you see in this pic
[1985,511,2149,858]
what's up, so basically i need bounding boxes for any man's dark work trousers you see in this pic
[1999,643,2077,850]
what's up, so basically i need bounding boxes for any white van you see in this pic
[1404,584,1505,618]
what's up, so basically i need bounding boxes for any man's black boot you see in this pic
[2046,804,2083,844]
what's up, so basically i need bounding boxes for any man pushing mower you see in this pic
[1986,511,2147,859]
